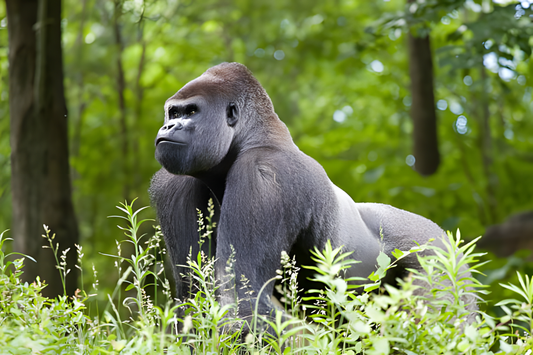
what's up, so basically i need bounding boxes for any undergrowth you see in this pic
[0,201,533,354]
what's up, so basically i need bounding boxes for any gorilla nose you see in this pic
[155,119,188,146]
[161,119,184,132]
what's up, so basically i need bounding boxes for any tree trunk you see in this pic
[6,0,79,298]
[408,31,440,176]
[132,23,146,197]
[112,0,130,201]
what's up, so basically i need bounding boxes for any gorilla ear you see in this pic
[226,102,238,127]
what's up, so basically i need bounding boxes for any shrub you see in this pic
[0,201,533,354]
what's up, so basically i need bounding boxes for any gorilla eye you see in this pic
[169,108,179,119]
[186,104,198,116]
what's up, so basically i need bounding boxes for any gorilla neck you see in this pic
[237,114,293,151]
[193,146,238,205]
[194,115,292,205]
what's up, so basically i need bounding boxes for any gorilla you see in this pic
[149,62,477,325]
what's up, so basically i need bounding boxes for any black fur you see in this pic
[149,62,477,323]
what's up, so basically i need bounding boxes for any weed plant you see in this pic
[0,201,533,353]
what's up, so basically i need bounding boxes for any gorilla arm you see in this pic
[213,150,300,320]
[149,168,219,302]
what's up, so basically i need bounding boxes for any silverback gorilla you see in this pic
[149,62,477,324]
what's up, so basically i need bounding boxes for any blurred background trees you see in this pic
[5,0,79,298]
[0,0,532,298]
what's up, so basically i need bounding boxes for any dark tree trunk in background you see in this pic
[113,0,131,201]
[480,211,533,258]
[5,0,43,284]
[6,0,79,298]
[408,31,440,176]
[36,0,80,297]
[133,24,146,198]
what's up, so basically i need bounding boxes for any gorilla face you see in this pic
[155,87,238,176]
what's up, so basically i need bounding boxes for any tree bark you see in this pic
[6,0,43,283]
[112,0,130,201]
[6,0,79,298]
[132,24,146,197]
[408,31,440,176]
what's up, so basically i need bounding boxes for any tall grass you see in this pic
[0,201,533,353]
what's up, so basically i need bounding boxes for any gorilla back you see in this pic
[149,62,477,322]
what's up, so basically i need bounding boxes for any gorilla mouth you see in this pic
[155,138,187,146]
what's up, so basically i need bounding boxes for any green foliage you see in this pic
[1,0,533,350]
[0,230,94,353]
[3,203,533,353]
[1,0,533,302]
[42,226,71,297]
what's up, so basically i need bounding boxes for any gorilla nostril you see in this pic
[162,121,183,131]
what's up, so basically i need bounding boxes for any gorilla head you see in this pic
[154,63,276,176]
